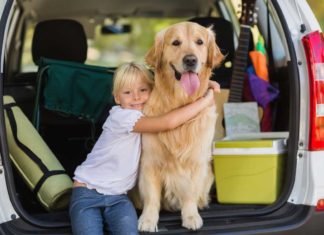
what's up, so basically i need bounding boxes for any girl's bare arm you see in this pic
[133,89,215,133]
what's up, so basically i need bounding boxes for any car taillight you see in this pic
[316,199,324,211]
[302,31,324,150]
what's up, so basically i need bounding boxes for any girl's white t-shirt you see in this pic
[73,106,143,195]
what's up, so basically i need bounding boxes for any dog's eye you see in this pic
[172,40,181,46]
[196,39,204,45]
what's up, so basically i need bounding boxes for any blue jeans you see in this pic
[69,187,139,235]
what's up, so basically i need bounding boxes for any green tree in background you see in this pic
[87,18,183,67]
[308,0,324,30]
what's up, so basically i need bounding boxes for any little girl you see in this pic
[69,62,219,235]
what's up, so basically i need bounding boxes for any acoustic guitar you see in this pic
[214,0,261,139]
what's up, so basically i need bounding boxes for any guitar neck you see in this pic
[228,25,251,103]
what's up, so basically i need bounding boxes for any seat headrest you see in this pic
[189,17,235,88]
[32,19,88,65]
[189,17,234,59]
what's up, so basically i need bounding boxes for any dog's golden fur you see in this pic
[137,22,224,232]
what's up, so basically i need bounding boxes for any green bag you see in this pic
[33,58,114,129]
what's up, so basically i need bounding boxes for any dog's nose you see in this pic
[183,55,197,68]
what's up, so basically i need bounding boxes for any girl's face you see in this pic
[114,77,152,111]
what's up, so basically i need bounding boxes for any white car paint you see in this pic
[277,0,324,206]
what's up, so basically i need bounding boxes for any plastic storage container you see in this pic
[213,138,287,204]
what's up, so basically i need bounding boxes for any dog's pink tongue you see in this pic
[180,72,200,95]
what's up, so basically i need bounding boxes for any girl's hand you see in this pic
[203,89,215,106]
[208,80,221,93]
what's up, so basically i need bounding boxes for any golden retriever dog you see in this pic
[137,21,224,232]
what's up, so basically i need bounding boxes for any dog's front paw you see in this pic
[182,213,203,230]
[138,214,159,232]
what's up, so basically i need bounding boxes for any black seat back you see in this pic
[31,19,98,173]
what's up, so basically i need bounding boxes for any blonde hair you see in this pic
[112,62,154,96]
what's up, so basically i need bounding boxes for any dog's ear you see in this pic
[145,29,166,69]
[207,26,225,69]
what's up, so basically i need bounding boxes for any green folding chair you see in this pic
[33,57,115,142]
